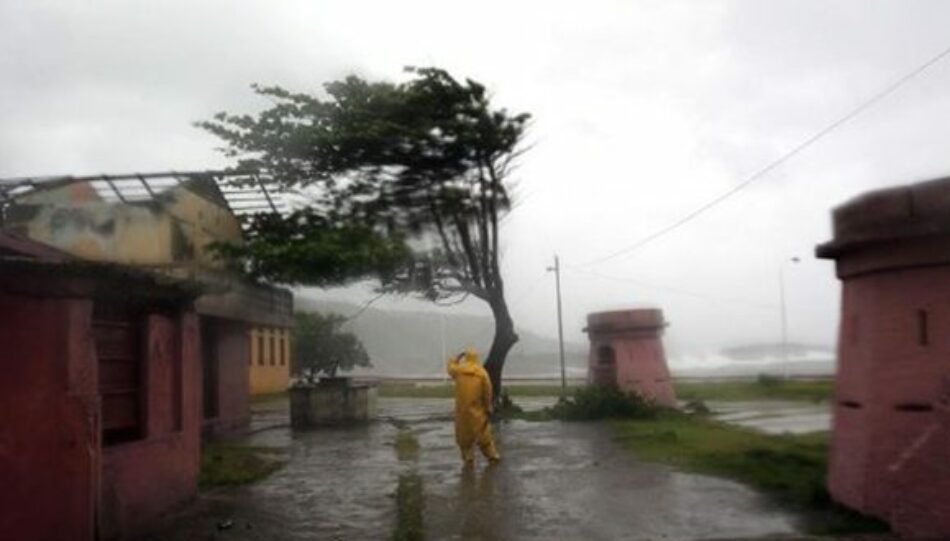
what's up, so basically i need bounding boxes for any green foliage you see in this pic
[201,67,532,389]
[294,311,371,379]
[212,211,409,285]
[198,67,530,305]
[199,444,284,489]
[756,373,784,387]
[546,385,660,421]
[674,378,834,403]
[613,413,887,535]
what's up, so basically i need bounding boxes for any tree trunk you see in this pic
[483,293,518,405]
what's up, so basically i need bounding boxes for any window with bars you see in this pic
[258,332,266,366]
[918,309,929,346]
[270,331,276,366]
[249,330,256,366]
[281,331,289,367]
[94,302,145,446]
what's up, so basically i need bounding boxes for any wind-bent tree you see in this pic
[199,67,530,396]
[294,312,371,380]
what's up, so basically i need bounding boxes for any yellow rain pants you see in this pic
[447,351,501,465]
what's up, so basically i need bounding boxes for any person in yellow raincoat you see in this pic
[447,348,501,466]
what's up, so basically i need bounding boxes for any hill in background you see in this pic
[295,297,836,379]
[295,297,588,378]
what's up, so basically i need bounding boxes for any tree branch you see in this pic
[434,293,470,306]
[452,213,483,289]
[345,292,386,321]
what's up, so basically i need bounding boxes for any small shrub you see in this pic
[756,373,784,387]
[683,398,711,415]
[547,385,660,421]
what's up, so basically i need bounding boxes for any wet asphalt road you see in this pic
[709,401,830,435]
[138,397,808,541]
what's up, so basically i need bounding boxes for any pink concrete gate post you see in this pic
[817,176,950,537]
[584,308,677,407]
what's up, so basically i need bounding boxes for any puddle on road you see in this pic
[709,400,832,434]
[395,429,421,462]
[393,472,425,540]
[136,398,804,541]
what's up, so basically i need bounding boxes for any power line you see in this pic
[507,274,547,310]
[563,265,778,312]
[344,292,386,321]
[578,41,950,268]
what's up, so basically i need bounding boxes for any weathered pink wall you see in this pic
[829,268,948,517]
[0,295,99,541]
[890,378,950,537]
[202,317,250,435]
[586,309,676,407]
[0,288,202,540]
[99,312,202,539]
[818,176,950,537]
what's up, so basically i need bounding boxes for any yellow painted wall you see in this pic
[165,186,244,268]
[11,199,176,264]
[8,180,243,269]
[249,327,291,395]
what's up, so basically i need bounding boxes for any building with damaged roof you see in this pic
[0,230,203,540]
[0,171,295,434]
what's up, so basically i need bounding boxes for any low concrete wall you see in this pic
[290,381,377,428]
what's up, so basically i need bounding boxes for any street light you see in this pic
[779,256,800,378]
[547,255,567,394]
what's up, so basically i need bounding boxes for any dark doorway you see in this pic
[200,319,219,420]
[592,344,617,386]
[93,301,145,446]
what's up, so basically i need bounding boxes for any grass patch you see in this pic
[393,472,425,540]
[501,385,659,422]
[547,385,659,421]
[379,383,578,399]
[612,411,887,535]
[199,443,285,489]
[674,378,834,403]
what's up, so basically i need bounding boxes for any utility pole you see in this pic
[548,255,567,394]
[779,257,800,379]
[440,312,447,383]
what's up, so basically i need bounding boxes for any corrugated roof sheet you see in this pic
[0,170,295,217]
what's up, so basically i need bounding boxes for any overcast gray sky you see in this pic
[4,1,950,360]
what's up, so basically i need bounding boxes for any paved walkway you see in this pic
[710,401,831,434]
[139,397,805,540]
